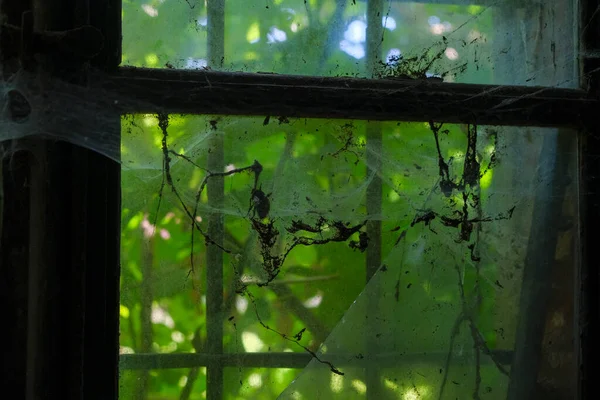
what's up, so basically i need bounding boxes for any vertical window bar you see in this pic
[500,3,579,398]
[206,1,226,399]
[4,2,123,400]
[366,0,384,398]
[579,1,600,398]
[506,132,574,399]
[27,3,90,399]
[87,1,122,398]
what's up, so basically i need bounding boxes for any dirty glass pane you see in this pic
[119,367,207,399]
[224,367,301,399]
[122,0,578,86]
[119,115,578,399]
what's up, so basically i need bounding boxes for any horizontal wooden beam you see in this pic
[119,350,513,370]
[95,67,596,128]
[120,352,312,370]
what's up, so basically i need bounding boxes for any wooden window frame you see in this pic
[1,0,599,399]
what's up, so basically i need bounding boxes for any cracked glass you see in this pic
[117,114,577,399]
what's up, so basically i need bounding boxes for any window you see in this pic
[1,1,599,400]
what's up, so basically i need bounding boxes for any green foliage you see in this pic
[119,2,516,399]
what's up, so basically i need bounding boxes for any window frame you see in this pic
[1,0,599,399]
